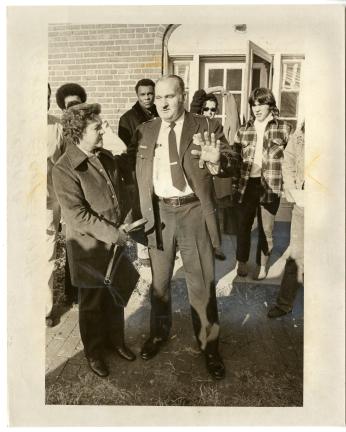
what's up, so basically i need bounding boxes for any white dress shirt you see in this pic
[153,112,194,198]
[250,113,273,178]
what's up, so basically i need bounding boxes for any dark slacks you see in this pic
[148,199,220,354]
[276,258,300,312]
[236,178,280,265]
[276,205,304,312]
[78,287,125,359]
[64,253,78,304]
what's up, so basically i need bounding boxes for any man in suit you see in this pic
[133,75,234,380]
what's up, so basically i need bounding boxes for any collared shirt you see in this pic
[250,114,273,177]
[153,112,194,198]
[232,116,291,203]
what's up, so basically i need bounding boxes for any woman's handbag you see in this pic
[104,218,147,306]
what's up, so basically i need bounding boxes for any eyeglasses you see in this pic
[202,107,216,113]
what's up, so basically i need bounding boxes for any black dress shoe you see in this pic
[87,357,109,378]
[205,352,226,380]
[115,344,136,361]
[140,337,164,360]
[267,305,291,318]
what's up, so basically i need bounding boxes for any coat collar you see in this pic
[244,115,279,130]
[132,101,158,121]
[66,144,114,170]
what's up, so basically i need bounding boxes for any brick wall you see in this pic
[48,24,168,129]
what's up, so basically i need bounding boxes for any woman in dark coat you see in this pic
[52,102,137,377]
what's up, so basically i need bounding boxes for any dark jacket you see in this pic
[118,101,158,148]
[134,111,234,249]
[52,144,133,288]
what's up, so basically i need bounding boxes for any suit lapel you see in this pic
[145,118,161,158]
[179,111,199,163]
[143,118,161,194]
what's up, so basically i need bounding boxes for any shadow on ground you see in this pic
[46,275,303,406]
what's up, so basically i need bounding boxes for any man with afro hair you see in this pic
[46,82,88,321]
[55,82,87,111]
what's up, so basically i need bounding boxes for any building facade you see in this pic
[48,22,305,132]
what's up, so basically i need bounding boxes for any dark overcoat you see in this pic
[52,144,133,288]
[118,101,158,148]
[133,111,233,249]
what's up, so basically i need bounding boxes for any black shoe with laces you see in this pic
[115,344,136,361]
[140,337,165,360]
[86,356,109,377]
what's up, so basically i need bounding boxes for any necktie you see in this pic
[168,122,186,191]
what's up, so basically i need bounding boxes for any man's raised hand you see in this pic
[191,132,221,169]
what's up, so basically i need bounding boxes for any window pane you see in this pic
[252,68,260,90]
[208,69,224,87]
[173,63,190,88]
[214,93,223,115]
[173,62,190,108]
[280,92,298,117]
[226,69,242,91]
[282,62,301,91]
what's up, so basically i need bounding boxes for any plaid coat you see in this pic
[232,117,291,203]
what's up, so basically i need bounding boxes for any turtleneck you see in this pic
[250,113,273,177]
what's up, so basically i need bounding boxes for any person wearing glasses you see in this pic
[52,102,137,378]
[201,94,218,119]
[190,90,231,261]
[199,94,226,260]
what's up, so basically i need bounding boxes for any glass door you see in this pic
[204,62,244,126]
[243,41,273,120]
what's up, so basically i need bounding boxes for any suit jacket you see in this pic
[52,145,134,288]
[134,111,232,249]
